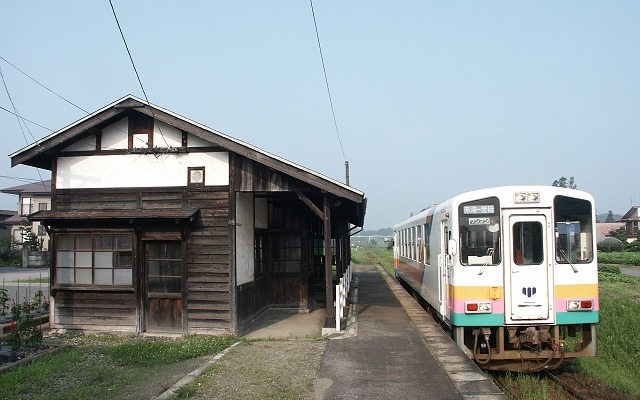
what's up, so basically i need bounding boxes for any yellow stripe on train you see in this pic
[449,283,598,300]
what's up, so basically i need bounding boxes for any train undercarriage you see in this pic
[453,324,596,372]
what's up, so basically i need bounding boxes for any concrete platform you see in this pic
[242,307,327,339]
[244,264,505,399]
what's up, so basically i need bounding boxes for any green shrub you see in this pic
[624,240,640,252]
[598,240,624,252]
[597,252,640,266]
[598,264,621,274]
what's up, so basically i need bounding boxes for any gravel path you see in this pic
[175,340,327,400]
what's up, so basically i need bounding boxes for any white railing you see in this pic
[335,264,352,332]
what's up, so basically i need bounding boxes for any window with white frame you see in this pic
[20,198,32,216]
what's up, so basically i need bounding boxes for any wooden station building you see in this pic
[10,95,366,335]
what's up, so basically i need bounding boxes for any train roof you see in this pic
[393,185,595,230]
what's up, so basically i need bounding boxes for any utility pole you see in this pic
[345,161,349,186]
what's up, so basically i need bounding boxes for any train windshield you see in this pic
[554,196,594,263]
[459,197,501,266]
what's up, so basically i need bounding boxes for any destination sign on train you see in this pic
[463,205,495,214]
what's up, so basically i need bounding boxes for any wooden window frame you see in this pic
[188,166,205,186]
[128,114,154,149]
[53,231,135,290]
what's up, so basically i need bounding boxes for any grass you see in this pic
[355,245,640,398]
[575,271,640,398]
[7,277,50,284]
[0,334,239,400]
[596,251,640,266]
[351,244,394,274]
[502,372,566,400]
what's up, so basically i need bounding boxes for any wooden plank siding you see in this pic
[53,291,137,332]
[236,278,270,331]
[50,186,232,334]
[186,189,231,332]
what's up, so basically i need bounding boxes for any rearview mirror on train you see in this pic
[448,239,458,256]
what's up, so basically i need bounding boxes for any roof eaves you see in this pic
[10,95,365,203]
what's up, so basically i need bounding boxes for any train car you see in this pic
[393,186,598,372]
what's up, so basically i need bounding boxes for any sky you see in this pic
[1,1,639,229]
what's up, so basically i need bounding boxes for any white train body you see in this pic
[393,186,598,371]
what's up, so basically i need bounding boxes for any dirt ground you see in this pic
[170,340,327,400]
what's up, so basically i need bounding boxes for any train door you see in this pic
[437,223,450,319]
[503,210,555,324]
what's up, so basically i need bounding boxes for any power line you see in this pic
[309,0,346,161]
[0,55,91,115]
[108,0,169,148]
[0,106,54,132]
[0,175,43,183]
[0,56,158,150]
[0,63,40,146]
[0,63,48,186]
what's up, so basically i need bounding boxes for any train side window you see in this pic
[513,222,543,265]
[424,223,430,265]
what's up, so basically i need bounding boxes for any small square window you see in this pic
[188,167,205,185]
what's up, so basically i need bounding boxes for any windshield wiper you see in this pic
[559,249,579,273]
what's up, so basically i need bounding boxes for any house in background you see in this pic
[0,209,17,254]
[620,206,639,241]
[9,95,366,335]
[595,222,624,243]
[0,180,51,250]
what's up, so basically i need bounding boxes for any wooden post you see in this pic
[324,195,335,324]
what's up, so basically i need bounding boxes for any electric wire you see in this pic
[0,64,40,146]
[309,0,346,162]
[0,106,54,132]
[0,56,158,150]
[0,63,49,187]
[108,0,170,149]
[0,55,91,115]
[0,175,42,183]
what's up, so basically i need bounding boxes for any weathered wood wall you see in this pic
[53,291,137,332]
[235,274,309,332]
[52,186,232,334]
[186,190,231,333]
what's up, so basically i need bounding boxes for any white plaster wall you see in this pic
[153,120,182,148]
[188,133,213,148]
[62,135,97,152]
[56,152,229,188]
[236,192,254,286]
[101,117,129,149]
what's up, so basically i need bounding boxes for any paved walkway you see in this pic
[620,266,640,277]
[316,264,501,399]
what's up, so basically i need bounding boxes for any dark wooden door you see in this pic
[145,241,183,332]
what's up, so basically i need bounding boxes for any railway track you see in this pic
[491,370,593,400]
[357,247,597,400]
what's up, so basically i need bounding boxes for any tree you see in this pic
[605,211,615,223]
[612,226,627,243]
[20,224,42,252]
[552,176,577,189]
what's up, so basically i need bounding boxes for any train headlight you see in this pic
[465,301,492,314]
[567,299,594,311]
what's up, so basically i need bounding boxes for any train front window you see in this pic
[554,196,593,263]
[459,197,501,266]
